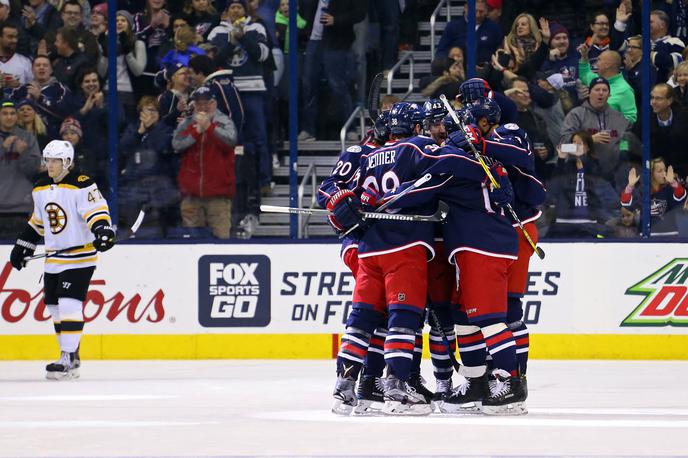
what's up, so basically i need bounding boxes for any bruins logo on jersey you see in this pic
[45,202,68,234]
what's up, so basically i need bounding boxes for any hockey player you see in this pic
[9,140,115,380]
[458,77,518,125]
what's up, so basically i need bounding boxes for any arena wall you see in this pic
[0,242,686,360]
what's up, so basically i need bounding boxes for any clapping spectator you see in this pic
[621,159,687,236]
[74,68,118,160]
[134,0,172,94]
[182,0,220,40]
[21,0,61,56]
[0,99,41,239]
[498,14,550,80]
[158,62,192,127]
[52,27,89,91]
[16,99,48,149]
[44,1,100,66]
[172,86,237,239]
[98,11,147,119]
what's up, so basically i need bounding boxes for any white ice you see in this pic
[0,360,686,457]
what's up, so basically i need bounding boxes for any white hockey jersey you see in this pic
[28,170,111,274]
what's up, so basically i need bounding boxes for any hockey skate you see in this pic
[353,375,385,416]
[382,375,433,416]
[331,376,357,416]
[439,374,488,414]
[408,374,436,410]
[481,369,528,416]
[432,377,453,403]
[45,352,79,381]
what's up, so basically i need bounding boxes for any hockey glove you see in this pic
[9,225,41,270]
[326,189,364,232]
[486,164,514,208]
[91,221,116,252]
[360,186,383,212]
[447,125,485,153]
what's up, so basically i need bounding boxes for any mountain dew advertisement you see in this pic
[622,259,688,327]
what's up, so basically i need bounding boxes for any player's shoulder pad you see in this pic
[346,145,362,153]
[63,170,95,188]
[502,123,520,131]
[33,171,51,188]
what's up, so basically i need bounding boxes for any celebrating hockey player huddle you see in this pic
[317,78,546,417]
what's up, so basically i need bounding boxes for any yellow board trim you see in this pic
[1,334,687,360]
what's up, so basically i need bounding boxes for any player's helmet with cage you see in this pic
[443,107,475,134]
[458,77,493,104]
[389,102,424,136]
[373,110,391,144]
[42,140,75,169]
[422,98,448,131]
[467,96,501,125]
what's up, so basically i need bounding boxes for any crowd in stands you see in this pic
[1,0,687,240]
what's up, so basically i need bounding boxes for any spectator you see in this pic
[560,76,631,182]
[98,12,147,119]
[623,35,657,114]
[73,68,117,163]
[157,16,192,62]
[607,205,640,238]
[0,99,41,239]
[0,23,32,89]
[44,1,100,66]
[649,83,688,178]
[182,0,220,40]
[577,44,637,123]
[159,24,205,68]
[0,0,30,56]
[650,9,686,83]
[210,1,271,215]
[436,0,502,67]
[89,3,108,40]
[134,0,172,94]
[11,55,73,137]
[172,86,237,239]
[539,22,578,102]
[60,116,98,180]
[672,61,688,111]
[546,130,619,238]
[158,62,191,128]
[274,0,307,55]
[187,54,244,133]
[52,27,89,91]
[119,96,179,237]
[622,159,687,236]
[420,57,463,99]
[486,0,503,28]
[16,99,48,150]
[500,14,549,77]
[584,12,615,72]
[505,76,555,180]
[297,0,367,141]
[21,0,61,56]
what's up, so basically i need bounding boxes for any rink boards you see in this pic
[0,242,687,360]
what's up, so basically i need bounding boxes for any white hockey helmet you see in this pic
[42,140,74,168]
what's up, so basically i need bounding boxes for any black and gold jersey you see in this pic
[29,170,111,273]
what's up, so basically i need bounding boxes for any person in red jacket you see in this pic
[172,85,238,238]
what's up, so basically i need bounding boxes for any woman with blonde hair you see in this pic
[672,61,688,110]
[16,100,49,150]
[493,14,550,82]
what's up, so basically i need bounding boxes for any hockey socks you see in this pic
[409,330,423,377]
[337,326,371,380]
[58,298,84,353]
[384,327,416,381]
[455,324,487,368]
[428,305,455,380]
[481,323,518,376]
[362,327,387,377]
[509,321,529,375]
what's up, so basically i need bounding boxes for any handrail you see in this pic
[386,51,415,100]
[430,0,450,60]
[340,105,367,151]
[297,163,317,238]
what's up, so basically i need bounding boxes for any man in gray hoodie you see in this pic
[0,99,41,238]
[560,76,631,182]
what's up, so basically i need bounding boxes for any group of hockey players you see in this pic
[8,140,115,381]
[317,77,546,416]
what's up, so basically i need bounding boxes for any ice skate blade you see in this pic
[352,400,384,416]
[45,368,79,381]
[438,400,483,414]
[331,399,354,416]
[382,401,433,416]
[482,401,528,416]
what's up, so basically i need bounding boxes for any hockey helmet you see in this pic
[388,102,424,136]
[458,77,493,104]
[442,107,475,134]
[43,140,75,168]
[467,97,501,125]
[422,98,448,130]
[373,110,391,144]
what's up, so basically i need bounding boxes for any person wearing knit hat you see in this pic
[116,10,134,30]
[227,0,248,10]
[90,3,108,37]
[589,76,610,92]
[60,116,82,140]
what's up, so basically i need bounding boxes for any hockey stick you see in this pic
[25,210,146,262]
[428,308,461,372]
[339,172,434,238]
[439,95,545,260]
[260,200,448,223]
[367,72,384,121]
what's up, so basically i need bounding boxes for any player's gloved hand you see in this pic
[10,239,36,271]
[486,164,514,208]
[360,186,382,211]
[326,189,364,232]
[447,125,485,153]
[91,222,116,252]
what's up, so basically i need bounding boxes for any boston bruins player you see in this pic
[9,140,115,380]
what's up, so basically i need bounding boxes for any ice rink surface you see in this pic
[0,359,687,458]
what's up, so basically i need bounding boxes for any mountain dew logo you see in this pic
[622,259,688,327]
